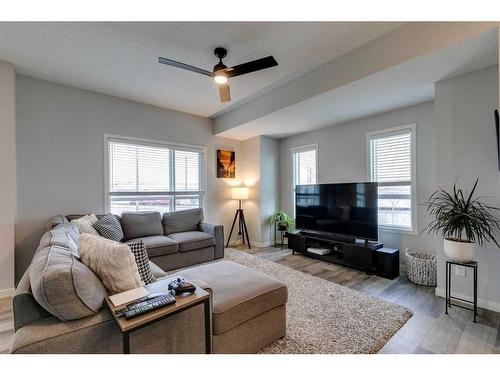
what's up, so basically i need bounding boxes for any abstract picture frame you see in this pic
[216,149,236,178]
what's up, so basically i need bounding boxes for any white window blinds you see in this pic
[107,138,204,215]
[293,147,317,186]
[292,145,318,214]
[368,127,415,231]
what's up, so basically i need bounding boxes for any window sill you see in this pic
[379,226,418,237]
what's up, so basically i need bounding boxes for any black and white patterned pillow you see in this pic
[127,241,156,285]
[93,214,124,242]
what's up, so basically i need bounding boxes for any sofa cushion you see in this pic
[126,235,179,257]
[121,212,163,240]
[93,214,124,242]
[79,233,144,294]
[38,223,80,257]
[180,261,288,335]
[167,231,215,252]
[149,261,167,278]
[163,208,204,235]
[29,244,107,321]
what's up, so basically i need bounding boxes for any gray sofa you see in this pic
[10,209,288,354]
[65,209,225,271]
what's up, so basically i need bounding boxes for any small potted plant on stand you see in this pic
[425,179,500,262]
[267,212,294,248]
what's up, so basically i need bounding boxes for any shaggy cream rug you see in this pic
[223,248,412,354]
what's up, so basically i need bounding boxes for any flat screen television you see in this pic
[295,182,378,241]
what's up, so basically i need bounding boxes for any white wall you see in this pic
[434,65,500,312]
[240,136,261,245]
[0,61,16,297]
[231,136,280,248]
[15,75,242,281]
[279,101,437,254]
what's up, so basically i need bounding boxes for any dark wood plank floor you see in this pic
[1,245,499,354]
[241,245,500,354]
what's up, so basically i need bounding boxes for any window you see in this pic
[292,145,318,212]
[368,125,416,233]
[105,135,205,215]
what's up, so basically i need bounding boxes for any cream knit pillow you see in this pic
[78,233,144,294]
[71,214,100,236]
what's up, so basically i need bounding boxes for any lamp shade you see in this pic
[232,187,249,200]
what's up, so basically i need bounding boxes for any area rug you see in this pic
[221,248,413,354]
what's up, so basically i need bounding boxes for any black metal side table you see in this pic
[445,260,478,323]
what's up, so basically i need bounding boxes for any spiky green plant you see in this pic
[425,179,500,247]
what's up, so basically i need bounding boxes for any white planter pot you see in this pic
[443,238,475,262]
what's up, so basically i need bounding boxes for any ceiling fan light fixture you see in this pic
[158,46,278,103]
[213,72,228,84]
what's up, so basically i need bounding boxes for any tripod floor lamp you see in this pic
[226,186,251,249]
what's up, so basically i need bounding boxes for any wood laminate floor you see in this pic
[0,297,13,354]
[1,246,499,354]
[240,245,500,354]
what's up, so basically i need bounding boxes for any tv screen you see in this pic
[295,182,378,241]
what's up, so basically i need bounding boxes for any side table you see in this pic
[445,260,478,323]
[106,276,211,354]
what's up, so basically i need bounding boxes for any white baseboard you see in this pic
[0,288,15,299]
[435,288,500,313]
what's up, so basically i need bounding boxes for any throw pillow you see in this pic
[78,233,144,294]
[71,214,100,236]
[127,241,156,284]
[93,214,124,242]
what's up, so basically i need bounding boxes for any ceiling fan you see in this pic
[158,47,278,103]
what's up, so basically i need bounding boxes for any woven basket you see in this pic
[405,249,437,286]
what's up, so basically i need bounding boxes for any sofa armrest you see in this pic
[12,271,51,332]
[199,222,224,259]
[47,215,69,230]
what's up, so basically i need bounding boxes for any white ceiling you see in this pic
[0,22,403,117]
[218,28,499,140]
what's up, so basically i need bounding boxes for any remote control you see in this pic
[124,294,176,319]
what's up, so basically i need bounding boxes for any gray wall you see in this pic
[279,101,437,254]
[260,136,279,245]
[0,61,16,295]
[15,75,242,281]
[435,65,500,311]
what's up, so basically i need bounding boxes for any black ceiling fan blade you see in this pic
[218,83,231,103]
[225,56,278,78]
[158,57,213,77]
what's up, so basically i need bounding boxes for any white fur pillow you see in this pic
[71,214,100,236]
[78,233,144,294]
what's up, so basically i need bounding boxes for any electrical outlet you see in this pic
[455,266,466,277]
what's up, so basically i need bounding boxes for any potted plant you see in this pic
[267,211,294,231]
[267,211,294,248]
[425,179,500,262]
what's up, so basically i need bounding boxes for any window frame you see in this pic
[291,143,319,216]
[366,124,417,235]
[103,133,207,215]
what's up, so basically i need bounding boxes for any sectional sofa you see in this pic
[10,209,288,354]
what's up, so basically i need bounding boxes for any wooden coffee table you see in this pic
[105,277,211,354]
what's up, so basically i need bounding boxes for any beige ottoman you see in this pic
[181,260,288,354]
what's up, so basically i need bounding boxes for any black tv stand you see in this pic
[286,231,383,273]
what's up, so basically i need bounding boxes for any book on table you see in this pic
[109,286,150,307]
